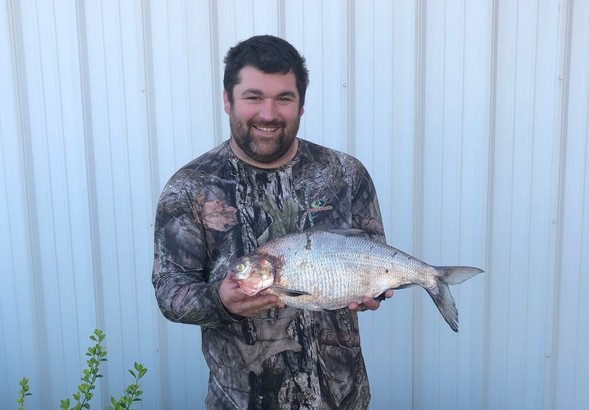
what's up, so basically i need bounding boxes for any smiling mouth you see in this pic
[253,125,280,133]
[254,125,280,133]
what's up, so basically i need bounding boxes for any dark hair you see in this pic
[223,35,310,108]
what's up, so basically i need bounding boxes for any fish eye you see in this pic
[235,263,245,272]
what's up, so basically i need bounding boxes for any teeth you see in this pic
[256,126,278,132]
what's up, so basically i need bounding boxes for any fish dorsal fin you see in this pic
[325,228,368,237]
[272,286,310,297]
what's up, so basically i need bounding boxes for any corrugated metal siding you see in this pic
[0,1,587,409]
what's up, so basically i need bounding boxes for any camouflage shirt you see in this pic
[152,139,385,409]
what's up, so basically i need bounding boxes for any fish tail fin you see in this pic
[425,282,459,332]
[436,266,484,285]
[425,266,483,332]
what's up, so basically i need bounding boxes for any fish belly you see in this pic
[269,235,408,310]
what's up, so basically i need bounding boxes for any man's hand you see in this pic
[348,290,394,312]
[219,274,285,317]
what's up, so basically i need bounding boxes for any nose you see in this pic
[258,98,278,121]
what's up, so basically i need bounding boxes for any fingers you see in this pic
[219,276,284,317]
[347,301,363,312]
[373,289,395,302]
[234,294,284,317]
[347,298,374,311]
[360,296,381,311]
[348,290,394,312]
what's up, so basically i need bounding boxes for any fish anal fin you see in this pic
[391,284,415,290]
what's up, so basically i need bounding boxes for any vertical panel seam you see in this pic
[7,0,53,401]
[277,0,285,37]
[481,0,500,408]
[139,0,166,406]
[75,0,103,334]
[208,0,222,145]
[141,0,160,204]
[412,0,426,407]
[345,0,355,156]
[544,0,574,407]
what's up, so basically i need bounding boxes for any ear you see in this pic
[223,90,231,115]
[300,106,304,116]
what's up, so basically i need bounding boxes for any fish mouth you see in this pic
[237,280,263,296]
[231,255,277,295]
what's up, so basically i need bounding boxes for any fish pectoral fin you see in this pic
[272,286,310,297]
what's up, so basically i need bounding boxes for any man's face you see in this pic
[224,66,304,166]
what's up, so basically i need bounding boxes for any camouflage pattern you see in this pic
[152,139,385,409]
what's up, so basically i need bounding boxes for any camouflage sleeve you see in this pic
[151,178,240,328]
[351,162,389,302]
[350,160,386,244]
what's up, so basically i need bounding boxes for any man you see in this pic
[152,35,393,409]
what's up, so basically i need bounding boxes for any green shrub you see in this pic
[17,329,147,410]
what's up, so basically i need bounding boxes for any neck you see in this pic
[229,138,299,169]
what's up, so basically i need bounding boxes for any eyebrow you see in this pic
[241,88,297,99]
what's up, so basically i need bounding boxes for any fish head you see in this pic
[229,255,275,296]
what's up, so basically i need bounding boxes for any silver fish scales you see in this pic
[229,230,484,332]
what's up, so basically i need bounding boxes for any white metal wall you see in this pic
[0,1,587,409]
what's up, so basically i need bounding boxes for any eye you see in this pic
[235,263,246,272]
[276,97,294,104]
[243,94,263,102]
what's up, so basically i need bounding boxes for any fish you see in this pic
[228,229,484,332]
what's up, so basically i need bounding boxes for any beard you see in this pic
[229,108,301,165]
